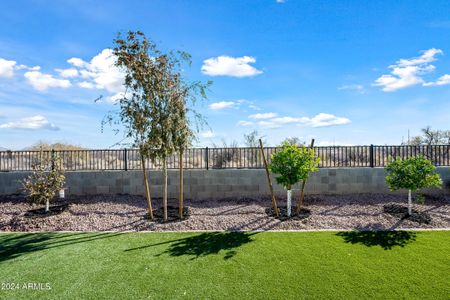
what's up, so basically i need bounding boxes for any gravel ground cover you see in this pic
[0,193,449,232]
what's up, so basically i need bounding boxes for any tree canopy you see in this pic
[385,156,442,192]
[269,142,320,190]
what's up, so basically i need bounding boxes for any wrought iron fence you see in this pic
[0,145,449,172]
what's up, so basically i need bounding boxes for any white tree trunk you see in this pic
[408,189,412,215]
[287,189,292,217]
[45,199,49,212]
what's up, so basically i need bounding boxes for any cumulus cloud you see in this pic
[56,68,79,78]
[16,65,41,71]
[244,112,350,129]
[67,49,126,102]
[209,101,236,110]
[237,120,253,127]
[78,81,95,89]
[0,115,59,130]
[301,113,351,127]
[201,56,263,77]
[248,112,277,119]
[373,48,450,91]
[208,99,260,111]
[424,74,450,86]
[67,57,89,68]
[0,58,16,78]
[24,71,71,91]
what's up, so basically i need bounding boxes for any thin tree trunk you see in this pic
[287,189,292,217]
[163,158,168,221]
[45,199,49,213]
[141,154,153,220]
[179,151,184,219]
[259,139,279,217]
[408,189,412,215]
[296,139,315,214]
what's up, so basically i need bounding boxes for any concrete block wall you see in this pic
[1,167,449,200]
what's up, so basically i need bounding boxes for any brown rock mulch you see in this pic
[0,193,449,232]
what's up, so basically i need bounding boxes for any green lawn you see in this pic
[0,231,449,299]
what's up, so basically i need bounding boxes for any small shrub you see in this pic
[22,151,65,213]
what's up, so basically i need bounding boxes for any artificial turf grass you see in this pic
[0,231,449,300]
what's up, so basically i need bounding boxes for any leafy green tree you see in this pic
[386,156,442,215]
[110,31,209,221]
[269,142,320,216]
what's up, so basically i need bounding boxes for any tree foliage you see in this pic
[111,31,209,161]
[108,31,210,220]
[269,142,320,190]
[385,156,442,192]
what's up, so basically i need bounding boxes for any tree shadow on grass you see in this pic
[125,231,257,260]
[0,232,123,263]
[336,230,417,250]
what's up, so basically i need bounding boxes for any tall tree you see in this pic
[110,31,209,221]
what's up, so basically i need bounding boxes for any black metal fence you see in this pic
[0,145,449,172]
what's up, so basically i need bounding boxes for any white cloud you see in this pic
[56,68,79,78]
[0,115,59,130]
[16,65,41,71]
[271,116,304,124]
[0,58,16,78]
[67,57,89,68]
[78,81,95,89]
[424,74,450,86]
[201,56,263,77]
[276,0,286,3]
[394,48,442,67]
[373,48,448,91]
[338,84,366,94]
[247,112,350,129]
[248,112,277,119]
[24,71,71,91]
[237,120,253,126]
[209,101,236,110]
[200,130,216,138]
[69,49,126,97]
[301,113,351,128]
[257,116,304,129]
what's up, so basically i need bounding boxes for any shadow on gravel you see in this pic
[0,232,123,262]
[336,230,417,250]
[125,231,257,260]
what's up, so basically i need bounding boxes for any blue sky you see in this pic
[0,0,450,149]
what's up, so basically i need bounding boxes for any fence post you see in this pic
[369,144,374,168]
[51,149,55,171]
[205,147,209,170]
[124,149,128,171]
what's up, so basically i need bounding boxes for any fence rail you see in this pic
[0,145,449,172]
